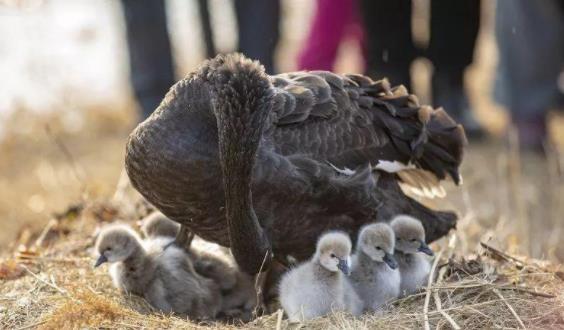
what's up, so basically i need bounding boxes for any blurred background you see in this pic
[0,0,562,261]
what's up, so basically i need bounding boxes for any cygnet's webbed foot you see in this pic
[173,224,195,251]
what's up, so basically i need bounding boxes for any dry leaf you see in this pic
[0,259,25,280]
[15,244,40,265]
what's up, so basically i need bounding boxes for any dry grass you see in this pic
[1,1,564,328]
[0,196,563,330]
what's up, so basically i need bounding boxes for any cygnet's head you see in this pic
[390,215,433,256]
[315,231,352,275]
[138,211,179,238]
[357,223,398,269]
[94,224,142,267]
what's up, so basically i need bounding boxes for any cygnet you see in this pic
[94,224,222,319]
[350,223,400,311]
[139,213,256,319]
[279,231,362,322]
[390,215,434,296]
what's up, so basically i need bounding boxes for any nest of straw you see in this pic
[1,201,563,330]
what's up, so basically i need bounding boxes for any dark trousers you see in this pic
[360,0,481,90]
[234,0,281,74]
[121,0,175,119]
[121,0,280,119]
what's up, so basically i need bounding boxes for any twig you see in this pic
[44,124,86,190]
[253,250,272,317]
[275,308,284,330]
[498,285,556,298]
[433,290,460,330]
[406,298,506,316]
[480,241,557,278]
[16,320,46,330]
[424,247,444,330]
[480,242,525,267]
[493,288,526,329]
[114,322,143,329]
[22,265,67,296]
[34,218,58,248]
[433,235,460,329]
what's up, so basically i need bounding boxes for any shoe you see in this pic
[513,115,547,153]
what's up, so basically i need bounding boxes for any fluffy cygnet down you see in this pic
[140,212,238,288]
[390,215,434,296]
[279,231,363,322]
[350,223,400,311]
[138,211,180,239]
[94,224,222,319]
[139,212,256,320]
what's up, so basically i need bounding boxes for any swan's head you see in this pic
[138,211,179,239]
[390,215,433,256]
[357,223,398,269]
[94,224,142,267]
[315,231,352,275]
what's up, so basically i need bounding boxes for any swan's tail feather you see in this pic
[374,173,456,243]
[346,74,467,191]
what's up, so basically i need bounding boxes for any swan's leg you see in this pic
[174,224,195,251]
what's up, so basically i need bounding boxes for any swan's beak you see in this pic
[337,258,350,275]
[94,254,108,268]
[383,252,398,269]
[418,241,434,256]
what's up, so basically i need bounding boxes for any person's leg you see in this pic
[234,0,280,74]
[360,0,415,89]
[428,0,482,137]
[297,0,359,71]
[197,0,216,58]
[121,0,175,119]
[495,0,564,150]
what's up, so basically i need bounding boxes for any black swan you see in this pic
[125,54,465,280]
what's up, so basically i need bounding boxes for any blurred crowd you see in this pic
[121,0,564,152]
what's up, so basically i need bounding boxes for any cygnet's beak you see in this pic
[94,254,108,268]
[418,241,434,256]
[337,258,350,275]
[383,252,398,269]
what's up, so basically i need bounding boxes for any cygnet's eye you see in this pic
[375,246,381,250]
[330,253,336,258]
[106,247,112,252]
[411,239,417,242]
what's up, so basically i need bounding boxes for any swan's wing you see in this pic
[266,71,467,196]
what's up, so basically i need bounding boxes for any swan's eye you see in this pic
[330,253,336,258]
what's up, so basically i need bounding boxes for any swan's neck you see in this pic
[206,58,273,274]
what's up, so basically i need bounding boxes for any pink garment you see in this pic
[297,0,365,71]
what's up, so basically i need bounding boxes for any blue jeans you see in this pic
[495,0,564,119]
